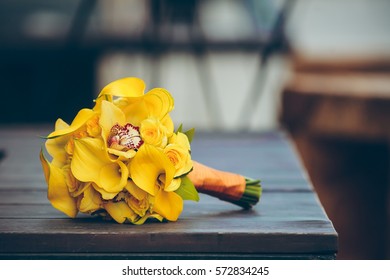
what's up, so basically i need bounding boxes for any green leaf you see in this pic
[184,128,195,143]
[175,175,199,202]
[176,123,183,133]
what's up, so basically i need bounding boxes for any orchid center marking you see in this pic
[108,123,143,151]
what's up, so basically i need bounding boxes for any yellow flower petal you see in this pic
[78,185,102,213]
[162,115,174,137]
[153,191,183,221]
[99,77,145,98]
[100,160,128,193]
[164,144,192,177]
[99,100,126,144]
[176,132,191,151]
[130,144,175,196]
[48,109,95,138]
[45,137,69,168]
[120,98,149,126]
[54,118,70,130]
[45,119,72,167]
[164,178,181,192]
[127,195,149,217]
[140,117,168,148]
[71,137,128,194]
[40,150,78,218]
[91,183,118,200]
[132,213,164,225]
[104,201,136,224]
[125,180,148,200]
[144,88,174,119]
[107,148,137,160]
[118,87,174,126]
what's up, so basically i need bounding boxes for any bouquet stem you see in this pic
[187,161,261,209]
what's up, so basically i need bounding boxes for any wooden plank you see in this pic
[0,228,336,256]
[0,192,328,221]
[0,252,337,260]
[0,193,336,255]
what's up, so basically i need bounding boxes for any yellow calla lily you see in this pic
[143,88,174,120]
[40,150,78,218]
[47,108,95,139]
[45,119,71,167]
[118,88,175,127]
[45,109,98,168]
[93,77,145,111]
[99,77,145,99]
[153,190,183,221]
[130,144,175,196]
[71,137,128,195]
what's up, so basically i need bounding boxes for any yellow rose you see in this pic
[104,201,137,224]
[140,117,168,148]
[127,195,150,217]
[165,132,192,177]
[77,185,102,214]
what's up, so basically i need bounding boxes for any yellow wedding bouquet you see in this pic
[40,77,261,224]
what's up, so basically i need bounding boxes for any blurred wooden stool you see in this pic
[280,66,390,259]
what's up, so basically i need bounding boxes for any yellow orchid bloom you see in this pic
[71,137,128,196]
[98,100,141,160]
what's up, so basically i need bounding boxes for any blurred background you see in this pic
[1,0,389,259]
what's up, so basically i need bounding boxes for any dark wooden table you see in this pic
[0,126,337,259]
